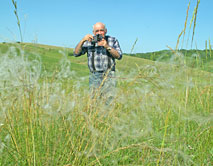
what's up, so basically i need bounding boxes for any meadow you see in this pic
[0,42,212,165]
[127,48,213,73]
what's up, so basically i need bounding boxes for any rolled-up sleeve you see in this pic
[113,39,122,60]
[74,41,88,57]
[74,47,87,57]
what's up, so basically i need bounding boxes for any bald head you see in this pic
[93,22,107,36]
[93,22,106,30]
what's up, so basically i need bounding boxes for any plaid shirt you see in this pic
[74,35,122,72]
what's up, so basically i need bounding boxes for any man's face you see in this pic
[93,23,107,37]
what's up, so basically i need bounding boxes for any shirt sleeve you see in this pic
[113,39,123,60]
[74,41,88,57]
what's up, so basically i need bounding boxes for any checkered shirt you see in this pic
[74,35,122,72]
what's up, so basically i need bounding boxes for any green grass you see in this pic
[0,42,212,165]
[127,49,213,73]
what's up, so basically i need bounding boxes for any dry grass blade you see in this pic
[89,143,148,165]
[130,38,138,54]
[176,1,191,50]
[12,0,23,42]
[209,38,212,58]
[205,40,208,59]
[176,30,184,51]
[181,0,191,49]
[191,0,200,48]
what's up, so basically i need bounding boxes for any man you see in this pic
[74,22,122,101]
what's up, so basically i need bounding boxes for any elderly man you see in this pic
[74,22,122,102]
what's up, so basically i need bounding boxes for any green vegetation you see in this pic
[0,42,212,165]
[127,49,213,72]
[0,0,211,165]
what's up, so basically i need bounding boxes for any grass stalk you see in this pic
[176,0,190,50]
[29,108,36,166]
[181,1,191,49]
[130,38,138,54]
[205,40,208,59]
[156,109,171,166]
[191,0,200,48]
[209,38,212,58]
[12,0,23,42]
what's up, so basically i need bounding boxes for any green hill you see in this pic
[126,49,213,72]
[0,42,156,77]
[1,42,212,74]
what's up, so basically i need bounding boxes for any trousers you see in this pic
[89,71,116,104]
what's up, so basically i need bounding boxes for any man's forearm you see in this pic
[74,34,93,55]
[104,44,121,59]
[74,40,85,55]
[107,48,121,59]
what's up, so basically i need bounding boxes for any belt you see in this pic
[91,69,115,73]
[91,70,105,73]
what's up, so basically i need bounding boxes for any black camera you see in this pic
[91,34,103,45]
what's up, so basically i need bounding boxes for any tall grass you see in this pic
[0,43,212,165]
[176,0,190,50]
[177,0,201,50]
[12,0,23,42]
[191,0,200,48]
[0,0,212,165]
[209,38,212,58]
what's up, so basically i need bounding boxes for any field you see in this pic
[0,42,212,165]
[127,49,213,73]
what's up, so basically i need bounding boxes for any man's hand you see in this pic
[74,34,93,55]
[98,38,121,59]
[82,34,93,42]
[98,38,108,48]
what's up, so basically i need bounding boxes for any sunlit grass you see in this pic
[0,0,212,165]
[0,43,212,165]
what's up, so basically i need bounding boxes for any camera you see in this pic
[91,34,103,45]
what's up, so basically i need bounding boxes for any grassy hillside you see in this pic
[0,42,212,165]
[127,49,213,72]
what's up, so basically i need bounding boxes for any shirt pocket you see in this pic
[102,49,107,55]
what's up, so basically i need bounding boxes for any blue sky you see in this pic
[0,0,212,53]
